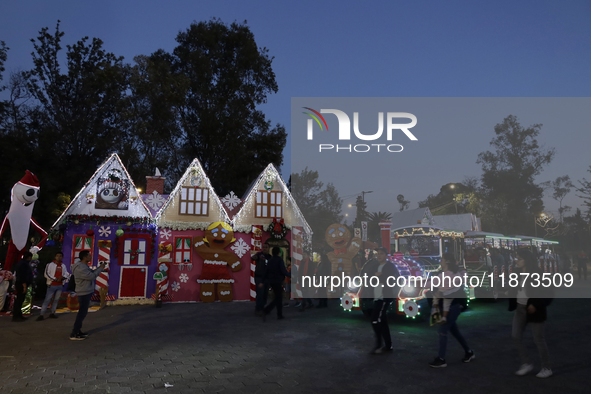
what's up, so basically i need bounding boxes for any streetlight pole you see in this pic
[450,184,458,214]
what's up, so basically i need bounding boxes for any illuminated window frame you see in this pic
[255,190,282,218]
[179,186,209,216]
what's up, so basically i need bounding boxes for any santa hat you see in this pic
[18,170,40,188]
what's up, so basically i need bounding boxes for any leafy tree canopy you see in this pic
[476,115,554,235]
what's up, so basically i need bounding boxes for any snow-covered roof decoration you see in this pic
[390,207,435,230]
[155,158,231,229]
[433,213,481,232]
[51,153,153,230]
[232,164,311,235]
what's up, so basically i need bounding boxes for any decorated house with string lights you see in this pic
[154,158,251,303]
[230,164,311,302]
[51,153,160,304]
[154,161,311,303]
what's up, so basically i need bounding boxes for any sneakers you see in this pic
[429,357,447,368]
[515,363,534,376]
[49,313,58,319]
[370,345,393,355]
[381,345,393,353]
[536,368,553,378]
[294,302,302,308]
[462,350,475,363]
[69,332,87,341]
[36,315,44,321]
[437,316,448,325]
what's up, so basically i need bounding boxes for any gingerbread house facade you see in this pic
[231,164,311,301]
[51,153,159,304]
[155,159,254,302]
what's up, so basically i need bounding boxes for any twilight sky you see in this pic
[1,1,590,220]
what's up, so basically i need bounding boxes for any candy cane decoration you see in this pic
[250,225,263,301]
[156,261,170,299]
[92,240,115,303]
[157,241,173,300]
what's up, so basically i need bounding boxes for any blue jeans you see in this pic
[438,303,470,359]
[73,294,92,334]
[40,285,63,315]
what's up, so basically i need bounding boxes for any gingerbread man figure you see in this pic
[194,221,241,302]
[325,223,361,277]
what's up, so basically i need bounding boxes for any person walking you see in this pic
[429,253,475,367]
[252,243,271,315]
[367,247,398,354]
[315,254,330,308]
[298,251,316,311]
[37,251,70,320]
[12,252,33,322]
[263,247,291,320]
[70,251,105,340]
[510,249,553,378]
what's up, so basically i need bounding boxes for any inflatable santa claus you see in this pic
[0,171,47,271]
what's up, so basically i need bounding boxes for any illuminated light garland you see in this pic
[232,163,312,236]
[155,158,232,226]
[158,221,215,232]
[65,214,153,225]
[51,153,153,231]
[392,227,464,239]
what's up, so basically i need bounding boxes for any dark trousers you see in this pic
[438,303,470,359]
[73,294,92,334]
[13,287,26,319]
[255,278,268,311]
[264,283,284,317]
[371,299,392,348]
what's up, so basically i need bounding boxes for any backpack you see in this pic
[254,253,268,278]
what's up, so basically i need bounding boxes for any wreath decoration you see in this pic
[268,218,287,239]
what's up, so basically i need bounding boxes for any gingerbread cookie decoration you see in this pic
[325,223,361,277]
[194,222,241,302]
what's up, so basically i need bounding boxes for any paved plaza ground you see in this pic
[1,297,590,393]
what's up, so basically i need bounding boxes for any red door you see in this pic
[120,267,147,297]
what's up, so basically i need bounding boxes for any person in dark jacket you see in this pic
[509,249,553,378]
[263,247,291,320]
[12,252,33,322]
[366,247,399,354]
[252,243,272,315]
[315,254,331,308]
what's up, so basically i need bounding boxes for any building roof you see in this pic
[432,213,481,232]
[390,207,435,230]
[51,153,152,230]
[232,163,311,235]
[155,158,231,227]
